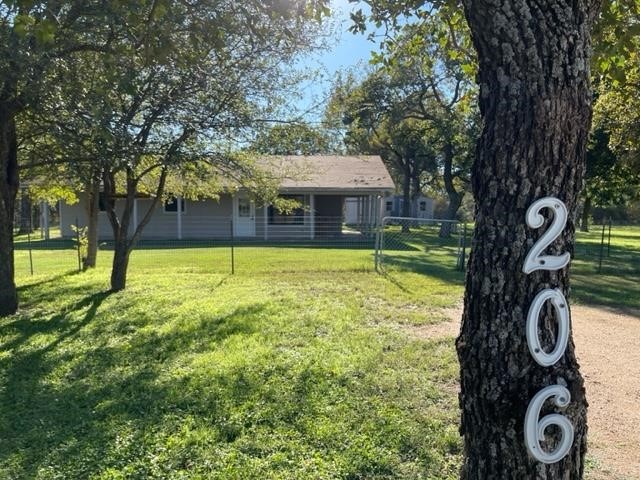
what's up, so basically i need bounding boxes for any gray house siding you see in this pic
[141,195,232,239]
[61,194,234,240]
[60,193,127,239]
[384,195,435,219]
[61,192,381,241]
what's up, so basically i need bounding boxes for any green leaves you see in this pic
[11,13,56,44]
[33,19,57,44]
[12,13,35,37]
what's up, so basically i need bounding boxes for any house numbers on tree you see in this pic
[522,196,574,464]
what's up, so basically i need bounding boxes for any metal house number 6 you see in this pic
[522,196,574,464]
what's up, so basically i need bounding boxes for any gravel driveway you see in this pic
[415,303,640,479]
[572,305,640,480]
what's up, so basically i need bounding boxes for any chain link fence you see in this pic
[13,216,379,279]
[374,217,640,278]
[573,220,640,275]
[374,217,469,276]
[13,216,639,281]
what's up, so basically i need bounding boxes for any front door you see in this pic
[234,194,255,237]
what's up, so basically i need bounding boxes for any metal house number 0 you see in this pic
[522,197,574,464]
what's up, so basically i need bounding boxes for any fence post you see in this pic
[374,221,381,271]
[229,217,235,275]
[607,217,612,257]
[459,222,468,271]
[377,218,386,272]
[597,221,606,273]
[27,213,34,275]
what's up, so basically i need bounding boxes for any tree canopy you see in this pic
[1,0,332,308]
[249,123,338,155]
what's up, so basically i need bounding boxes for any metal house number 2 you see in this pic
[522,197,574,464]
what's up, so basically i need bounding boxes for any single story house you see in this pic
[345,194,435,223]
[382,195,435,220]
[59,155,395,241]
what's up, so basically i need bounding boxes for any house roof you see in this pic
[259,155,395,193]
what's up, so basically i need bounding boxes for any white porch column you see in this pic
[309,194,315,239]
[177,196,183,240]
[58,200,63,236]
[132,198,138,236]
[264,204,268,240]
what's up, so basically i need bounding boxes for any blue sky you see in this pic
[293,0,379,122]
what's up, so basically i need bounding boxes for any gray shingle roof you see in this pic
[259,155,395,193]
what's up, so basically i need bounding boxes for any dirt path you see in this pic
[572,305,640,480]
[412,304,640,479]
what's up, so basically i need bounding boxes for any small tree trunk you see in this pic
[103,165,168,292]
[83,177,100,269]
[0,109,19,316]
[439,141,463,237]
[580,196,591,232]
[411,172,422,216]
[401,160,411,232]
[457,1,595,478]
[17,188,32,234]
[110,240,131,291]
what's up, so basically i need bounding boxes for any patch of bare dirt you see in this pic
[572,305,640,480]
[409,304,640,479]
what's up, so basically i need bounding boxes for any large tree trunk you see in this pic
[457,1,595,478]
[0,110,19,316]
[439,191,463,237]
[83,176,101,269]
[580,196,591,233]
[439,141,463,237]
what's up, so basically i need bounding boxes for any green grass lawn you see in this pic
[3,252,464,479]
[571,226,640,310]
[3,226,638,478]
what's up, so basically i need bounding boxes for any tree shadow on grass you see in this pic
[572,272,640,312]
[0,295,270,478]
[378,254,465,293]
[0,290,112,354]
[16,269,82,295]
[14,284,99,317]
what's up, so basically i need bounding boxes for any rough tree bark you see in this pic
[456,1,597,478]
[0,109,19,316]
[580,196,591,232]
